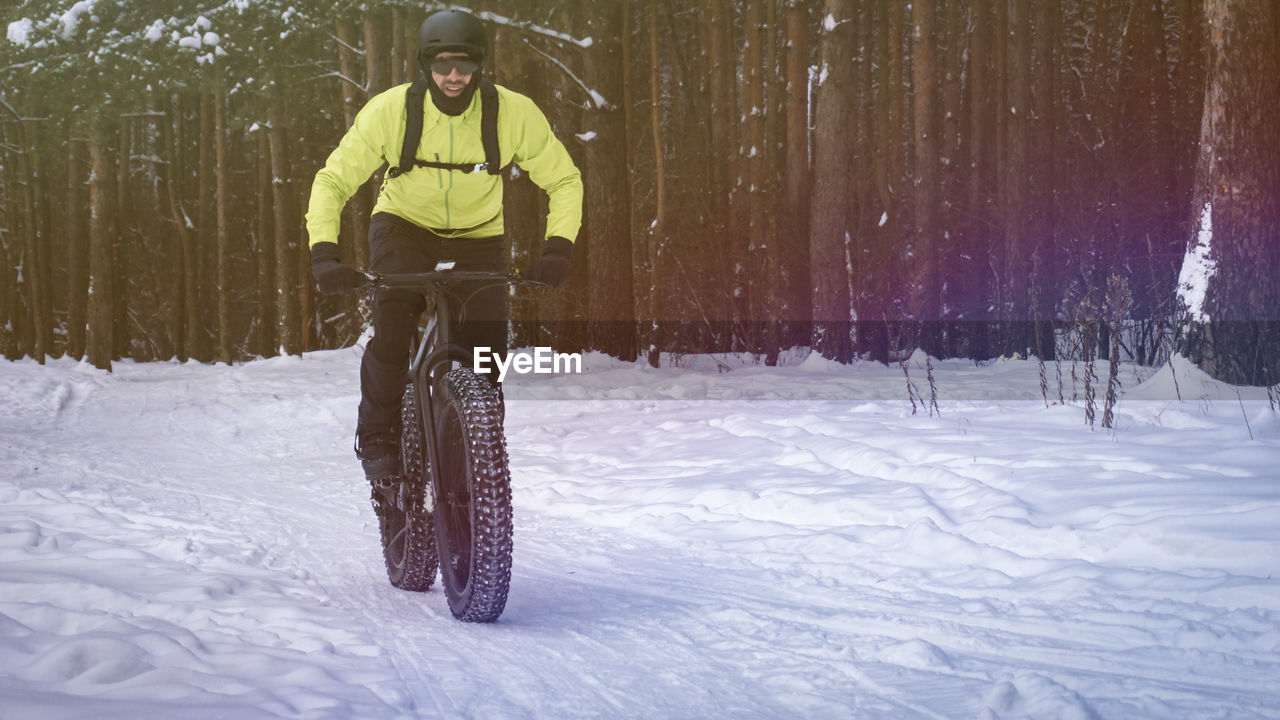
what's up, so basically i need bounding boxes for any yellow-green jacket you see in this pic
[306,82,582,248]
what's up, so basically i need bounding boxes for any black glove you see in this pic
[310,242,365,295]
[527,236,574,288]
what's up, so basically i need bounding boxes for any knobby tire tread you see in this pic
[377,383,438,591]
[435,367,512,622]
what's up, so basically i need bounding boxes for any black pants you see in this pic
[358,212,507,443]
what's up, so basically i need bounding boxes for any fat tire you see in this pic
[433,367,512,622]
[376,383,438,591]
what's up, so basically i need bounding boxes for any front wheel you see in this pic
[375,383,438,591]
[432,367,512,622]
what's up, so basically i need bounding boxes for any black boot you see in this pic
[357,431,402,484]
[357,346,410,485]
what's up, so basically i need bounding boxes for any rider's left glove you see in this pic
[527,236,574,288]
[310,242,365,295]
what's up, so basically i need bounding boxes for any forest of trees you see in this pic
[1,0,1276,385]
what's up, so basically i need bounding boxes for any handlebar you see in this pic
[363,270,551,292]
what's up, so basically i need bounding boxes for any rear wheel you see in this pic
[432,367,512,622]
[375,383,438,591]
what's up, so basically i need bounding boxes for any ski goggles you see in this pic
[429,57,480,76]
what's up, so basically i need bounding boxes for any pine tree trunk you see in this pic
[391,6,407,86]
[403,9,419,78]
[1030,0,1058,361]
[725,3,752,348]
[743,0,776,361]
[9,140,31,359]
[336,16,370,344]
[160,94,198,362]
[936,0,963,356]
[1179,0,1280,384]
[33,115,54,359]
[266,73,302,356]
[255,131,275,356]
[113,118,131,359]
[582,2,637,361]
[887,0,906,192]
[853,0,887,364]
[704,0,732,228]
[1003,0,1032,355]
[0,122,12,359]
[365,10,388,97]
[1176,0,1206,210]
[190,89,216,360]
[992,0,1010,350]
[19,114,49,362]
[911,0,940,353]
[67,135,88,359]
[134,106,173,362]
[87,124,114,371]
[701,0,735,346]
[762,0,787,360]
[967,0,993,358]
[809,0,855,363]
[784,0,811,347]
[637,3,664,368]
[215,73,232,364]
[620,4,646,362]
[336,20,364,127]
[297,205,313,352]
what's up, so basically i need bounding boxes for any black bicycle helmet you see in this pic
[416,10,490,72]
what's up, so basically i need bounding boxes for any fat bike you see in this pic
[366,269,545,622]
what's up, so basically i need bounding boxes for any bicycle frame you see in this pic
[364,268,547,620]
[366,270,544,509]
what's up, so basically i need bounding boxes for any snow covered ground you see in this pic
[2,347,1278,719]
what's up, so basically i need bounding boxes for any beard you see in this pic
[428,73,480,116]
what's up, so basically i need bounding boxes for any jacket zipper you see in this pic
[434,153,448,228]
[443,121,457,228]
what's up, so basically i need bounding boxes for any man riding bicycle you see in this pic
[305,8,583,485]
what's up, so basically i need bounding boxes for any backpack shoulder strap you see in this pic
[389,79,429,179]
[389,78,503,178]
[479,79,502,176]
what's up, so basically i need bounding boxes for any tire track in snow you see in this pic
[7,356,1279,718]
[510,398,1280,718]
[91,460,440,716]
